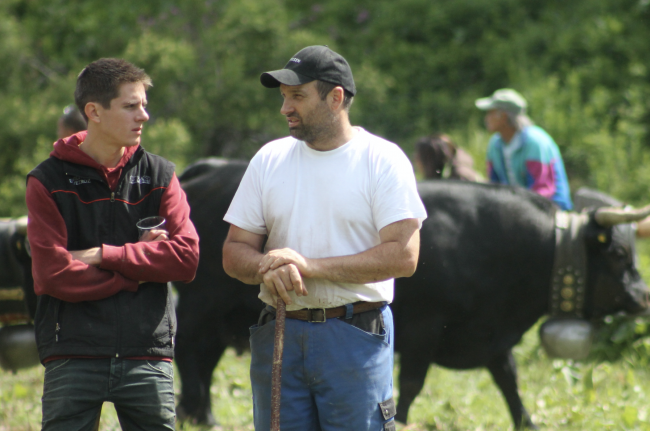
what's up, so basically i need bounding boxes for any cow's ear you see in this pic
[585,219,612,247]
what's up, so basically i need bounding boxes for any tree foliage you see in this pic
[1,0,650,216]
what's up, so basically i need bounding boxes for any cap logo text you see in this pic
[289,58,301,64]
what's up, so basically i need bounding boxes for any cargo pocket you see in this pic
[249,308,275,338]
[380,397,397,431]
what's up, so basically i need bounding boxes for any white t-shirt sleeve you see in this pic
[372,145,427,231]
[223,156,268,235]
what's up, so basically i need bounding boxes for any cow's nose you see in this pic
[628,286,650,315]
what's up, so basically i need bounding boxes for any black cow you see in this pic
[175,158,261,425]
[174,160,649,429]
[0,218,34,318]
[0,217,39,372]
[393,181,649,429]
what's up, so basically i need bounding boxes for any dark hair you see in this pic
[60,105,87,133]
[74,58,152,122]
[415,134,457,179]
[316,80,354,111]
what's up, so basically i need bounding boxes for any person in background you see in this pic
[475,88,573,210]
[414,133,481,181]
[56,104,87,139]
[222,45,427,430]
[27,58,199,430]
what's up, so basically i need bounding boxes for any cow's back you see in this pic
[180,158,248,285]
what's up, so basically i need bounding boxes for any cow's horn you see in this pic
[14,216,28,235]
[594,204,650,227]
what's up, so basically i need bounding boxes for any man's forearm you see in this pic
[70,247,102,266]
[260,222,420,285]
[223,241,266,285]
[305,240,418,284]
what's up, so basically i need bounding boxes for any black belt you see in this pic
[283,301,384,323]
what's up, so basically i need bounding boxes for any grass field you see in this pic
[4,244,650,430]
[3,324,650,431]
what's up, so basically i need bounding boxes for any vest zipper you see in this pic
[111,185,119,357]
[168,286,175,346]
[114,292,121,358]
[54,300,61,342]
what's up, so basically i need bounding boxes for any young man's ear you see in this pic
[85,102,101,124]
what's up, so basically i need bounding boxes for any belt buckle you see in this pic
[307,308,326,323]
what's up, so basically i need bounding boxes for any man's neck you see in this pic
[79,132,126,168]
[306,120,358,152]
[499,125,518,144]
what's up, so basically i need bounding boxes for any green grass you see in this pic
[0,349,255,431]
[4,330,650,431]
[4,242,650,430]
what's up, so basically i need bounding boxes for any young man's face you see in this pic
[279,81,337,144]
[97,82,149,148]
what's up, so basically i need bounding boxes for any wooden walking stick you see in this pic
[270,297,286,431]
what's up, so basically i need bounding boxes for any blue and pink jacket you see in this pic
[487,125,573,210]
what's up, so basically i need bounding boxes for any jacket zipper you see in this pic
[54,300,61,342]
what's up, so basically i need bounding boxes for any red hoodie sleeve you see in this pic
[100,173,199,284]
[27,176,139,303]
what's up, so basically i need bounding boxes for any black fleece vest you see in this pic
[28,147,177,361]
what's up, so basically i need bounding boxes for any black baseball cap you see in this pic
[260,45,356,96]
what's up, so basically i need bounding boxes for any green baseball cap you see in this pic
[475,88,527,114]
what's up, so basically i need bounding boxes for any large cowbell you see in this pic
[0,324,40,372]
[540,318,594,360]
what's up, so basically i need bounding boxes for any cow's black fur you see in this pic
[175,159,262,425]
[174,161,649,429]
[393,180,648,429]
[0,220,34,320]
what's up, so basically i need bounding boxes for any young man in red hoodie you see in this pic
[26,58,199,430]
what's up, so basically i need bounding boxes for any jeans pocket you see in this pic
[249,319,274,341]
[249,323,262,337]
[43,358,71,376]
[144,360,174,379]
[339,318,389,346]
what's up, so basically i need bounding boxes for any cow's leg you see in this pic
[486,350,538,430]
[395,350,430,424]
[176,336,227,426]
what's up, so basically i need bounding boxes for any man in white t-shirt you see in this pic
[222,45,427,431]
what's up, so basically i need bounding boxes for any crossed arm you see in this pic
[69,229,169,266]
[27,174,199,302]
[222,218,421,305]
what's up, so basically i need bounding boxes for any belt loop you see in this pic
[344,303,354,320]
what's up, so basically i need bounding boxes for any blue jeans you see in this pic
[41,358,175,431]
[250,304,396,431]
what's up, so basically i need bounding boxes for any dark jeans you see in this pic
[42,358,175,431]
